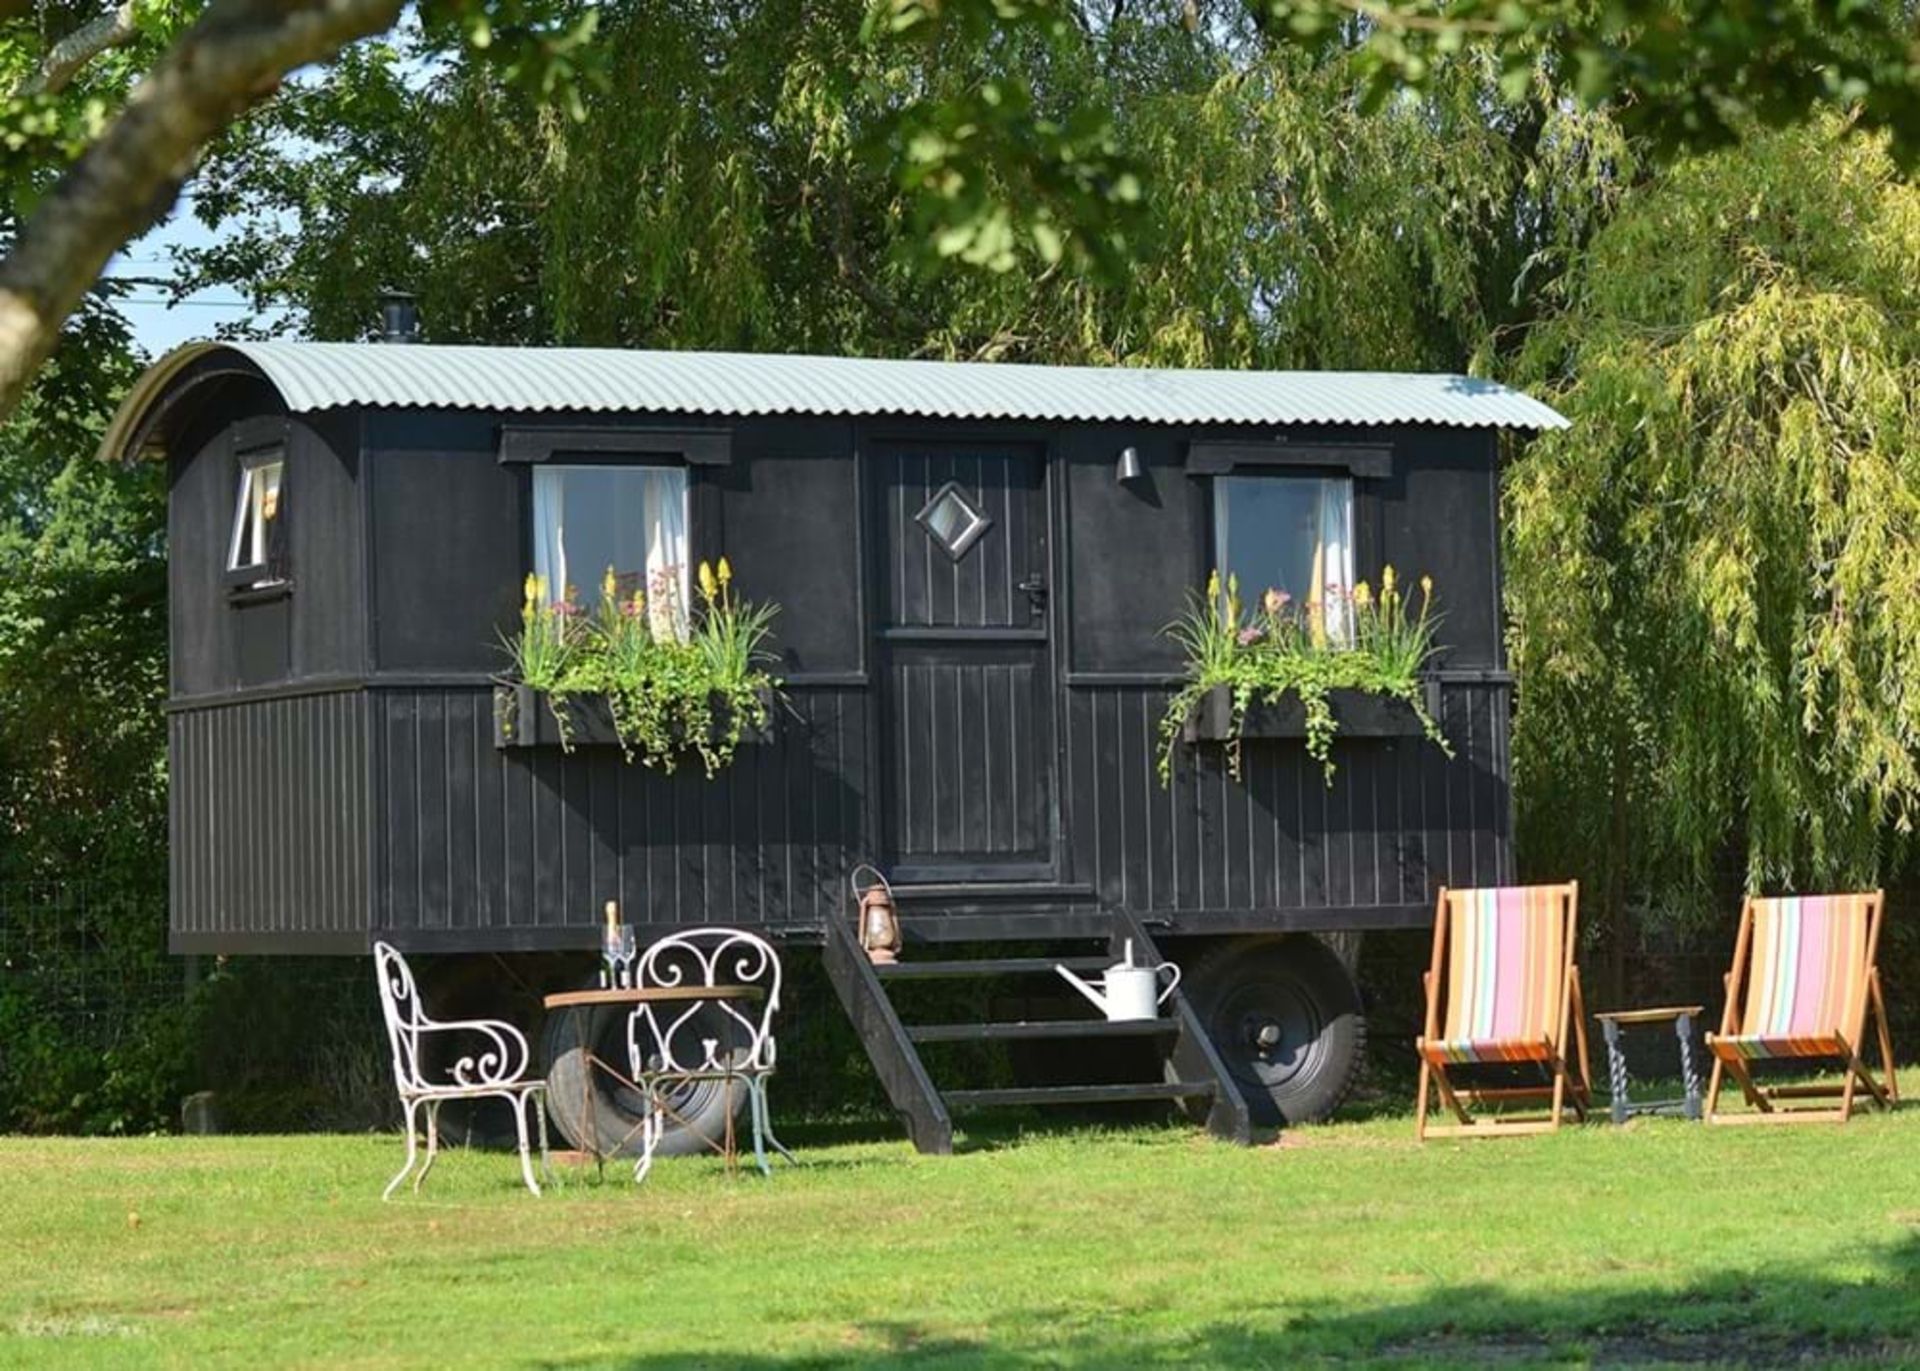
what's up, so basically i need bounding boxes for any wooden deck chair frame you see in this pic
[1415,882,1592,1140]
[1705,890,1899,1126]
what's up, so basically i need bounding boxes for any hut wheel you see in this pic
[1181,934,1366,1127]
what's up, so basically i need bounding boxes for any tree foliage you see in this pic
[1507,116,1920,924]
[180,3,1625,376]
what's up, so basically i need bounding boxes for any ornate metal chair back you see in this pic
[631,928,782,1077]
[373,940,427,1093]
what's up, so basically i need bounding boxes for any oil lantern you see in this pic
[850,864,901,965]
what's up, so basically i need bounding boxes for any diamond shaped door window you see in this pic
[915,480,993,560]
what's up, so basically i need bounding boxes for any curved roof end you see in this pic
[95,342,265,464]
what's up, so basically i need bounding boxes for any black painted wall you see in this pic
[1060,422,1503,677]
[168,381,364,699]
[160,362,1512,953]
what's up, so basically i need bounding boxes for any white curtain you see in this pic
[644,468,689,641]
[1317,479,1354,643]
[532,466,567,605]
[533,465,688,632]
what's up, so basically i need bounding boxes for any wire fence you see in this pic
[0,880,183,1037]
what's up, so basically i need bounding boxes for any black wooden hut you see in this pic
[102,339,1565,1152]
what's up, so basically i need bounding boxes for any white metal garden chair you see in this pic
[625,927,795,1181]
[373,940,551,1199]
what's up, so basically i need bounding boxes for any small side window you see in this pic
[227,452,287,591]
[1214,474,1354,642]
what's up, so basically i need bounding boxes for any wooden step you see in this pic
[908,1019,1180,1043]
[875,955,1111,980]
[942,1081,1216,1108]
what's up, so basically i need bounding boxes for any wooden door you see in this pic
[873,443,1055,882]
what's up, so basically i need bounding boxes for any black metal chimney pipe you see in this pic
[377,288,419,343]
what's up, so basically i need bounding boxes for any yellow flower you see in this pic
[698,560,718,601]
[1420,574,1434,598]
[523,573,541,610]
[1206,569,1221,603]
[717,556,733,586]
[1263,587,1285,616]
[1354,581,1373,608]
[601,566,618,605]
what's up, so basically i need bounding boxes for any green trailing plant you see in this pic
[1158,566,1447,786]
[500,558,781,777]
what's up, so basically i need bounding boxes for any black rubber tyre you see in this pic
[539,991,744,1158]
[1181,934,1366,1126]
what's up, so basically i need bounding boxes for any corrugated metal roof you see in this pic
[102,341,1567,459]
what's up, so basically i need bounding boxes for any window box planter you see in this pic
[1180,680,1442,744]
[491,683,776,752]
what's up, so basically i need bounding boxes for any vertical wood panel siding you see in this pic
[1063,682,1510,916]
[873,445,1053,877]
[169,691,370,944]
[886,452,1030,630]
[370,686,868,934]
[885,657,1047,865]
[173,680,1506,947]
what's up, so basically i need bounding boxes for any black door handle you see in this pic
[1017,574,1049,607]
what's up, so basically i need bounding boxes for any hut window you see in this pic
[532,465,689,624]
[226,453,287,589]
[1213,474,1354,641]
[916,480,992,561]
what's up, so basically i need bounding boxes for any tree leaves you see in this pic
[1255,0,1920,171]
[1508,117,1920,909]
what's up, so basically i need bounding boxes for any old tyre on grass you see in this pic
[1182,934,1366,1127]
[539,989,744,1158]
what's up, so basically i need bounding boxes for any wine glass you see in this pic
[615,924,637,988]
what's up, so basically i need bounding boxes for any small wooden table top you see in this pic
[1593,1004,1705,1025]
[542,984,764,1010]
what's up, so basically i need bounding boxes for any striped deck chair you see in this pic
[1415,883,1591,1139]
[1705,891,1898,1124]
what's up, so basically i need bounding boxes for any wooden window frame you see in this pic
[497,424,731,468]
[224,418,291,600]
[504,425,729,600]
[1192,441,1388,590]
[1185,440,1390,479]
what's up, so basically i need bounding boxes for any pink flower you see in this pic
[1237,626,1264,646]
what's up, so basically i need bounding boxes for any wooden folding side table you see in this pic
[1593,1004,1706,1124]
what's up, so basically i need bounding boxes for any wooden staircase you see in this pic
[823,908,1253,1153]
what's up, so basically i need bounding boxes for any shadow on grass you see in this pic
[531,1234,1920,1369]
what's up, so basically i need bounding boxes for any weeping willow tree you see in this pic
[1506,117,1920,982]
[179,1,1622,374]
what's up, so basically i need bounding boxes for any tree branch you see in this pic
[0,0,406,420]
[21,3,140,97]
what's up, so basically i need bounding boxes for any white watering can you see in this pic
[1055,940,1181,1022]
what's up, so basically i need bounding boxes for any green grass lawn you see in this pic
[1,1104,1916,1369]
